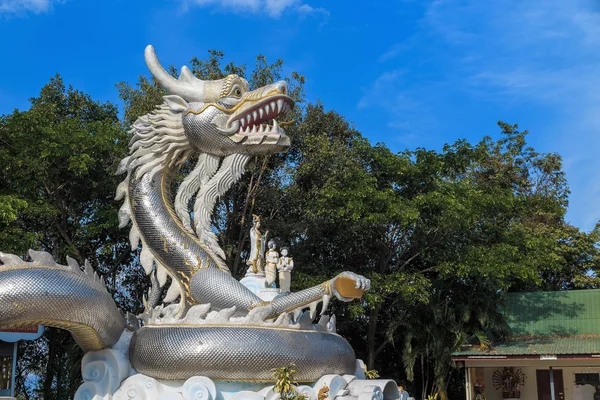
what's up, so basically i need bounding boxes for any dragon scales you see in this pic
[0,46,371,383]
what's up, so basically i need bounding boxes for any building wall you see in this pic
[469,365,600,400]
[0,341,14,397]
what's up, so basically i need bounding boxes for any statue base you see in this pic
[73,331,402,400]
[110,373,401,400]
[239,275,280,301]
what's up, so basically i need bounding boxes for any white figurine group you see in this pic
[267,240,294,293]
[246,215,294,293]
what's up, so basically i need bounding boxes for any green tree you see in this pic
[119,56,600,396]
[3,49,598,400]
[0,76,135,399]
[271,117,599,398]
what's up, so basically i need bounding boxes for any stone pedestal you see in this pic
[76,354,401,400]
[240,274,266,296]
[240,275,281,301]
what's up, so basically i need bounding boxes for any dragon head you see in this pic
[145,45,293,157]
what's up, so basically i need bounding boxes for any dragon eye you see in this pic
[229,85,243,98]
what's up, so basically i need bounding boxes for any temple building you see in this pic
[0,340,14,398]
[452,289,600,400]
[0,326,44,399]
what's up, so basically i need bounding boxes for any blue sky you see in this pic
[1,0,599,231]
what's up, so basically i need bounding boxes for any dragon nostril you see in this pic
[276,81,288,95]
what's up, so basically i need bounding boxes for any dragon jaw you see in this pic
[181,81,294,157]
[224,91,294,145]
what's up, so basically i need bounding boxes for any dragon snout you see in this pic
[272,81,288,96]
[222,82,294,147]
[245,81,288,99]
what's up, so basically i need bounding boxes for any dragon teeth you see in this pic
[239,100,289,132]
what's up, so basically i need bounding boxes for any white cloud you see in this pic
[358,70,405,110]
[265,0,298,17]
[358,70,439,146]
[373,0,600,230]
[423,0,600,111]
[378,43,404,63]
[181,0,261,14]
[297,3,329,17]
[181,0,326,18]
[0,0,57,15]
[375,0,600,127]
[425,0,600,230]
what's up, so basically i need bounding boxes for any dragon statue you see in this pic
[0,46,401,400]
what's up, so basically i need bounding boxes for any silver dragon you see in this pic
[0,45,370,382]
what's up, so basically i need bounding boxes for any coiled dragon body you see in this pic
[0,46,370,382]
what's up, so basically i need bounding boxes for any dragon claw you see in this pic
[331,271,371,302]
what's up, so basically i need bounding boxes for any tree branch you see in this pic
[232,156,270,276]
[53,217,84,264]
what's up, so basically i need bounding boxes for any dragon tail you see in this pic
[0,250,126,351]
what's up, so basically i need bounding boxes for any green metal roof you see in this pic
[453,289,600,357]
[454,335,600,356]
[505,289,600,336]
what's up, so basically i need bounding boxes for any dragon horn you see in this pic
[144,45,206,102]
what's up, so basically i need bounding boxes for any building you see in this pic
[452,289,600,400]
[0,326,44,399]
[0,341,15,398]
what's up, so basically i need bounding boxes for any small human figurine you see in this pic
[265,239,279,287]
[317,385,329,400]
[398,386,409,400]
[474,379,485,400]
[277,247,294,293]
[246,215,267,275]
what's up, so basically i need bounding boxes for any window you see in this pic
[575,373,600,387]
[0,341,13,396]
[0,356,12,391]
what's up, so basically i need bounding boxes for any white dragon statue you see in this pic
[0,46,401,400]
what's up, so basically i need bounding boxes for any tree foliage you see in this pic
[2,51,599,400]
[0,76,137,399]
